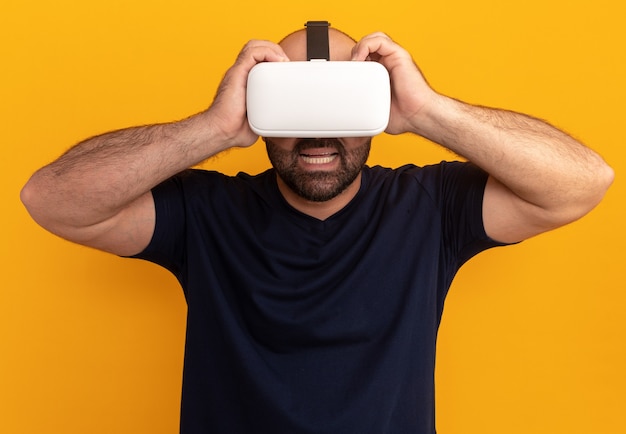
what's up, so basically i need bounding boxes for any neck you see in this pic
[276,172,363,221]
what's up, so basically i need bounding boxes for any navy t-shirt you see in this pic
[134,162,504,434]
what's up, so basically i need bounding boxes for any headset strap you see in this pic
[305,21,330,61]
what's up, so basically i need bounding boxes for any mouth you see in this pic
[296,138,343,167]
[300,150,339,165]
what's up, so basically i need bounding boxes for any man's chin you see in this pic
[285,173,355,202]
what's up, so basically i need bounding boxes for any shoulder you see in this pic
[365,161,477,179]
[364,161,485,196]
[154,168,274,199]
[149,168,280,233]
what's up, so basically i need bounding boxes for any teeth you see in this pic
[301,154,337,164]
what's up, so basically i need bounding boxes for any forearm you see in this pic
[352,32,612,241]
[21,111,224,229]
[413,95,613,220]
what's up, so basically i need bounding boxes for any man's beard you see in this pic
[265,137,371,202]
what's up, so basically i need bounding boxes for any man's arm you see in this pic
[20,41,289,256]
[352,33,614,243]
[415,98,614,243]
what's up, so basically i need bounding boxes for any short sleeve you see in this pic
[132,173,187,278]
[412,161,508,267]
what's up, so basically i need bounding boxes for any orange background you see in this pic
[2,0,624,433]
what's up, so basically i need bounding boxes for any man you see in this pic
[21,25,613,433]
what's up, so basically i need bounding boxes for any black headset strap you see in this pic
[305,21,330,61]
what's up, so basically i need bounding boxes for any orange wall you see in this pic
[2,1,624,433]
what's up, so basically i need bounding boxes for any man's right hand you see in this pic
[206,40,289,149]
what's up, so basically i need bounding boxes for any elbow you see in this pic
[587,160,615,211]
[20,176,39,219]
[599,161,615,194]
[561,160,615,225]
[20,173,57,233]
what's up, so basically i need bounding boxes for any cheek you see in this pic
[264,137,298,150]
[265,139,298,168]
[343,137,370,149]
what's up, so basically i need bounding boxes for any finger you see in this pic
[351,33,400,62]
[220,41,290,96]
[236,40,290,67]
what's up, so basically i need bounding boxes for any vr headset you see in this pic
[246,21,391,138]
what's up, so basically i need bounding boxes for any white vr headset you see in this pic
[246,21,391,138]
